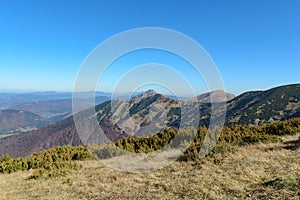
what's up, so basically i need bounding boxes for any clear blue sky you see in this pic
[0,0,299,95]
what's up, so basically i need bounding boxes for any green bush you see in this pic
[0,145,95,178]
[115,128,178,153]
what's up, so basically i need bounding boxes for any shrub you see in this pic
[89,143,128,159]
[0,145,95,178]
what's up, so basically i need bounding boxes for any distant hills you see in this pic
[11,99,72,118]
[188,90,235,103]
[0,91,72,110]
[0,84,299,157]
[0,92,111,134]
[0,109,46,133]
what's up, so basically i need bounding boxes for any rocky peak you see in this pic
[131,89,158,100]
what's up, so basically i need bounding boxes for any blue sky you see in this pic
[0,0,299,95]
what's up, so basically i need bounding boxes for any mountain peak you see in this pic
[143,89,157,95]
[131,89,159,100]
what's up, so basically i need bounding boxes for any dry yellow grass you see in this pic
[0,135,299,200]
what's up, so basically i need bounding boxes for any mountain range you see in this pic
[0,84,299,158]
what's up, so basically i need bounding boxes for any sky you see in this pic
[0,0,299,96]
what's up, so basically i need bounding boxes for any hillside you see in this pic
[226,84,300,125]
[0,116,81,158]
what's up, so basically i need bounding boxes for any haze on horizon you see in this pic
[0,0,299,96]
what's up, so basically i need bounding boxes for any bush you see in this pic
[89,143,128,159]
[0,145,95,178]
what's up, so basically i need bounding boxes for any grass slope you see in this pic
[0,134,299,199]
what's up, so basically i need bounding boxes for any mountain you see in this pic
[100,90,181,138]
[74,90,183,144]
[0,84,299,158]
[0,109,46,133]
[188,90,235,103]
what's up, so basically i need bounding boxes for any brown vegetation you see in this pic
[0,134,299,199]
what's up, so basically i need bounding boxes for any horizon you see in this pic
[1,82,299,97]
[0,1,299,95]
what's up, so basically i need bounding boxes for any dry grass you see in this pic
[0,135,299,200]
